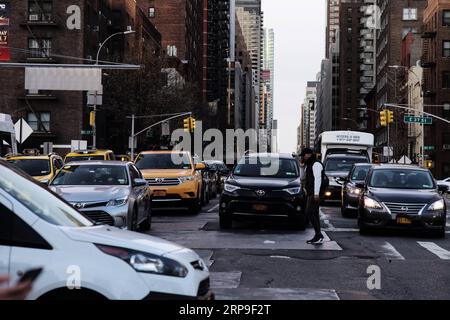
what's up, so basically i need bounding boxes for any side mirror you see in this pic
[133,178,147,187]
[195,163,206,171]
[438,184,449,194]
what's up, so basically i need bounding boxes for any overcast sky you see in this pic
[262,0,326,153]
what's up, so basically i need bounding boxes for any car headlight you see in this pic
[224,183,241,193]
[96,244,188,278]
[179,176,194,183]
[347,186,361,195]
[106,197,128,207]
[429,199,445,211]
[364,196,383,210]
[283,187,301,195]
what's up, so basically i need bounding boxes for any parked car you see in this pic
[64,149,115,163]
[6,152,64,184]
[0,160,212,300]
[437,177,450,190]
[339,163,372,217]
[135,151,205,214]
[220,153,306,230]
[49,161,152,231]
[357,164,448,238]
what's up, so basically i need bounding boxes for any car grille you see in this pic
[146,178,181,186]
[82,211,115,226]
[383,202,427,215]
[197,278,210,297]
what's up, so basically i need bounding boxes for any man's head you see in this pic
[300,148,315,162]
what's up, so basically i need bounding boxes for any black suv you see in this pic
[219,153,305,230]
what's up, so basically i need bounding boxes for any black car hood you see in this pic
[229,175,300,189]
[367,187,441,203]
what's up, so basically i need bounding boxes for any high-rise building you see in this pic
[422,0,450,178]
[236,0,263,129]
[263,28,274,148]
[300,81,318,148]
[315,59,333,148]
[375,0,427,159]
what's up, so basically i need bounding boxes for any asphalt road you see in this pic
[147,198,450,300]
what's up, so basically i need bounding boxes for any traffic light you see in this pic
[426,160,434,169]
[89,111,95,127]
[184,117,191,132]
[380,110,387,127]
[387,110,394,124]
[190,117,196,132]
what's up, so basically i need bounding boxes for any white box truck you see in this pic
[0,113,18,156]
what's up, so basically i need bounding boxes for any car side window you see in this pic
[53,158,63,170]
[109,153,116,161]
[0,202,51,250]
[129,165,141,182]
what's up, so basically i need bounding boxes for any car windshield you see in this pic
[135,153,192,170]
[65,156,105,162]
[325,157,368,173]
[370,169,435,190]
[7,159,51,176]
[351,166,371,181]
[233,157,300,178]
[51,165,129,186]
[0,163,93,227]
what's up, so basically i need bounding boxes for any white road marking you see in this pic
[264,240,276,244]
[323,228,359,232]
[379,242,405,260]
[320,208,336,230]
[210,272,242,289]
[213,288,340,300]
[417,242,450,260]
[270,255,291,259]
[207,204,219,212]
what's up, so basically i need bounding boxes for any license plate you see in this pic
[153,191,167,197]
[397,217,412,225]
[253,204,268,211]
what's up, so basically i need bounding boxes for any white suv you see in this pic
[0,161,212,300]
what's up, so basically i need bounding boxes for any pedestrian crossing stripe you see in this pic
[417,242,450,260]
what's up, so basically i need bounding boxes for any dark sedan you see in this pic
[340,163,372,217]
[219,153,306,230]
[357,165,448,238]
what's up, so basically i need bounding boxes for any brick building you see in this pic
[375,0,427,160]
[0,0,161,154]
[422,0,450,178]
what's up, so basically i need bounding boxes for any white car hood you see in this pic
[50,185,129,203]
[61,225,185,256]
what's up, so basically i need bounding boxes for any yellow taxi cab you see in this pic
[64,149,115,163]
[135,151,205,214]
[116,154,131,162]
[6,150,64,184]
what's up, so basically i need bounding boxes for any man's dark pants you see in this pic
[306,195,322,237]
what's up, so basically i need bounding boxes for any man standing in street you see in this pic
[299,148,327,245]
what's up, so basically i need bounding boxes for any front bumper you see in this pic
[149,181,200,205]
[220,191,305,219]
[80,205,128,228]
[344,193,361,210]
[324,185,342,202]
[360,208,446,231]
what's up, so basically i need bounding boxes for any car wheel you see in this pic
[140,208,152,232]
[219,213,232,229]
[358,219,370,235]
[130,208,138,231]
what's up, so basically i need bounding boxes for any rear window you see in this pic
[52,165,129,186]
[65,156,105,162]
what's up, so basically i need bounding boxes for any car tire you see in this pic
[358,219,370,235]
[140,209,152,232]
[219,214,232,229]
[130,208,138,231]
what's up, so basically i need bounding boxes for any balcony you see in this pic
[20,14,59,28]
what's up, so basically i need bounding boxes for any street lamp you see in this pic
[92,30,136,149]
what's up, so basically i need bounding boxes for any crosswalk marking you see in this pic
[210,272,242,289]
[417,242,450,260]
[379,242,405,260]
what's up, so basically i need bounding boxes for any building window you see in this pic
[443,10,450,26]
[148,7,155,18]
[403,8,417,20]
[443,72,450,88]
[28,38,51,58]
[28,1,53,22]
[444,41,450,58]
[27,112,50,132]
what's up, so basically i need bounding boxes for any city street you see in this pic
[149,199,450,300]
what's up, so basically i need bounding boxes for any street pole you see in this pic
[387,118,390,163]
[93,30,135,149]
[131,114,135,161]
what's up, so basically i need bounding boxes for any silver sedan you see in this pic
[49,161,152,231]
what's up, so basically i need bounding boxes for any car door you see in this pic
[0,193,13,277]
[129,164,148,222]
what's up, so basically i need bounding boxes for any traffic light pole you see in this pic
[128,112,192,161]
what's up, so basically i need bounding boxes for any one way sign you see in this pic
[14,119,34,144]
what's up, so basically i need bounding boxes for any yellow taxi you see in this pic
[6,151,64,184]
[116,154,131,162]
[135,151,205,214]
[64,149,115,163]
